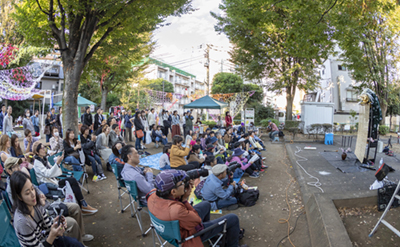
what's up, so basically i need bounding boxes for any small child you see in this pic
[159,144,171,170]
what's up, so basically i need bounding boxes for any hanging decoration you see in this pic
[0,43,18,68]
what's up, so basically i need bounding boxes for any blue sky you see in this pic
[151,0,233,81]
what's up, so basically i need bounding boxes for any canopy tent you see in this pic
[183,95,228,109]
[54,94,97,121]
[54,94,97,107]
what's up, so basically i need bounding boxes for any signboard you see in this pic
[245,108,255,118]
[90,105,95,112]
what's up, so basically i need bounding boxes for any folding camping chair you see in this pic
[110,163,134,214]
[48,151,89,194]
[124,180,152,237]
[0,200,20,247]
[29,168,64,201]
[148,211,227,247]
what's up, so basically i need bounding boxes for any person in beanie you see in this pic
[201,164,239,210]
[147,170,248,247]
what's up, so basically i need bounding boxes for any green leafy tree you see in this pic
[14,0,193,134]
[212,0,335,120]
[331,0,400,124]
[211,72,263,105]
[141,78,174,93]
[386,84,400,131]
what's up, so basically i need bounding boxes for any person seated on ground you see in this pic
[107,112,115,126]
[237,123,246,135]
[32,142,98,215]
[0,134,12,165]
[120,144,154,205]
[148,169,248,247]
[109,123,124,148]
[227,147,260,178]
[204,144,224,164]
[199,155,217,182]
[80,125,106,182]
[205,131,216,145]
[5,161,94,245]
[108,142,126,178]
[248,122,256,132]
[253,130,265,149]
[95,119,107,136]
[49,127,64,157]
[96,125,113,163]
[248,131,264,151]
[196,138,203,150]
[170,135,201,171]
[201,164,239,210]
[185,129,194,146]
[152,125,168,148]
[200,134,207,150]
[10,171,85,247]
[23,129,40,153]
[63,129,83,171]
[159,144,171,171]
[216,132,226,149]
[210,136,226,159]
[268,120,279,140]
[10,134,33,170]
[187,144,206,165]
[232,128,240,143]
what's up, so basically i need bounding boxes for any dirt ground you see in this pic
[339,206,400,247]
[75,138,311,247]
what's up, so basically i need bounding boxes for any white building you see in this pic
[143,58,206,114]
[306,47,361,124]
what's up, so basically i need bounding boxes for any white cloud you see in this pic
[151,0,232,81]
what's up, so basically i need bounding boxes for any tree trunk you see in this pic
[101,87,108,112]
[389,113,392,131]
[380,100,387,125]
[62,60,82,135]
[286,87,294,121]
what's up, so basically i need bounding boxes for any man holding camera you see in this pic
[201,164,239,210]
[147,169,248,247]
[120,144,154,205]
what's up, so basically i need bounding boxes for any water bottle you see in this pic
[379,158,383,166]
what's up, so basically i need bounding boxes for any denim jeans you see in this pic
[216,196,238,209]
[160,164,171,170]
[87,154,103,175]
[269,131,279,140]
[194,201,240,247]
[155,137,168,145]
[135,137,143,150]
[34,125,39,134]
[46,134,52,142]
[64,156,82,171]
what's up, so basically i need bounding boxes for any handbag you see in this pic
[44,125,51,135]
[136,129,144,138]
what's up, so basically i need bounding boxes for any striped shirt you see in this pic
[14,205,52,247]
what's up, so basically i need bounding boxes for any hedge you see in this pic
[379,125,389,135]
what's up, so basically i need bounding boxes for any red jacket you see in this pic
[147,190,203,247]
[225,115,232,127]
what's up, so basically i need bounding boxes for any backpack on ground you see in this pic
[237,188,259,207]
[279,131,285,137]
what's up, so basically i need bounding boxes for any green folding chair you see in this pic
[148,211,227,247]
[124,180,152,237]
[0,200,20,247]
[109,163,134,214]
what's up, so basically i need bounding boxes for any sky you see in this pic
[151,0,233,82]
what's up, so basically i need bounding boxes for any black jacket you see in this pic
[63,139,79,156]
[134,116,144,131]
[94,113,103,131]
[82,113,93,127]
[80,134,96,156]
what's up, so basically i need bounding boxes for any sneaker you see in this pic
[99,174,107,180]
[92,175,99,182]
[82,205,98,215]
[261,165,268,169]
[225,204,239,210]
[82,234,94,242]
[258,169,265,173]
[249,173,259,178]
[262,157,266,160]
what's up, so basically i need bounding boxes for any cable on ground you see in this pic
[293,146,324,193]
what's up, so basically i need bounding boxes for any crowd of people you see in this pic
[0,104,275,247]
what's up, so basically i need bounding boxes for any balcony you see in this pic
[346,98,358,102]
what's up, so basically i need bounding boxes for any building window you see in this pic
[346,90,358,102]
[338,65,346,71]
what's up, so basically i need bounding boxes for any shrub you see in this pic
[260,118,279,127]
[321,123,333,133]
[285,120,299,129]
[202,120,216,129]
[379,125,389,135]
[355,122,359,131]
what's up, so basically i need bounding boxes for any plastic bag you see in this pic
[120,118,125,129]
[63,181,77,204]
[145,131,152,145]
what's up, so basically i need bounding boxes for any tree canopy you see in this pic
[142,78,174,93]
[212,0,335,120]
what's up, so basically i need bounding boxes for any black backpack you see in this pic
[237,188,259,207]
[279,131,285,137]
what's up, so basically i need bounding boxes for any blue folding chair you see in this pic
[0,200,20,247]
[124,180,152,237]
[109,163,134,214]
[148,211,227,247]
[48,152,89,194]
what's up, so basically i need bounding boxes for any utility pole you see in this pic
[162,80,165,108]
[204,44,211,95]
[221,59,223,72]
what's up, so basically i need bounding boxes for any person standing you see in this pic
[140,110,149,149]
[0,104,6,132]
[180,112,186,136]
[133,111,144,151]
[3,106,14,137]
[93,107,103,132]
[44,112,52,142]
[31,110,40,136]
[225,111,233,128]
[185,111,194,137]
[56,108,63,137]
[125,109,133,142]
[171,110,181,138]
[162,110,170,137]
[148,108,156,130]
[22,110,35,135]
[82,107,93,131]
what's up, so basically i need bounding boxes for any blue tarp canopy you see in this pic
[183,95,228,109]
[54,94,97,107]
